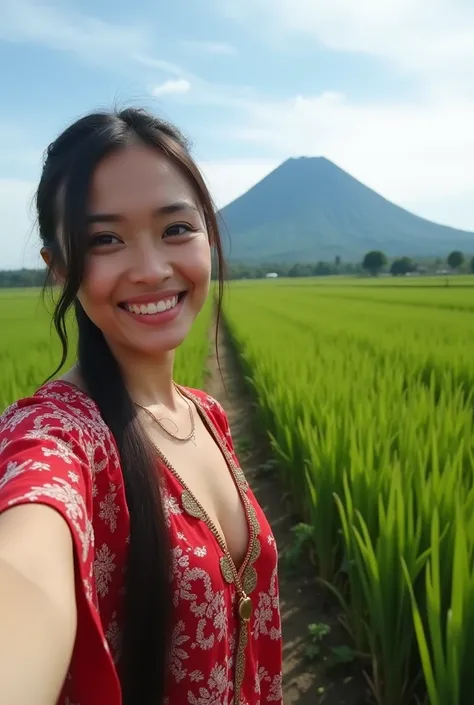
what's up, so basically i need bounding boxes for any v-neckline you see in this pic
[155,385,256,581]
[47,380,257,581]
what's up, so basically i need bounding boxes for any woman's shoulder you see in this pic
[179,385,232,441]
[0,380,122,501]
[180,386,226,417]
[1,380,112,445]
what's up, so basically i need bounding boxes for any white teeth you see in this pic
[124,296,179,315]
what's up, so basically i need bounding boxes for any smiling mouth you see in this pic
[118,291,187,315]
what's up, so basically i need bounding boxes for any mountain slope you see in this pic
[218,157,474,262]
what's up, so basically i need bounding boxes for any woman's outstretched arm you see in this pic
[0,503,78,705]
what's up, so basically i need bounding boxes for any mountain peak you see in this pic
[219,157,473,263]
[281,155,332,167]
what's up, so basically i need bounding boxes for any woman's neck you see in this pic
[119,351,177,410]
[65,346,178,411]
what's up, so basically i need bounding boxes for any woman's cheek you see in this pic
[79,254,122,308]
[185,237,212,283]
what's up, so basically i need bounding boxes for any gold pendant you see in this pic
[238,595,253,622]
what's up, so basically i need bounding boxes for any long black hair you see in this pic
[36,107,226,704]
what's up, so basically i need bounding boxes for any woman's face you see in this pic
[75,144,211,360]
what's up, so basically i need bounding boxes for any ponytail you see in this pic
[75,301,172,704]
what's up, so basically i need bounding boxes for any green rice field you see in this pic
[224,276,474,705]
[1,275,474,705]
[0,288,212,410]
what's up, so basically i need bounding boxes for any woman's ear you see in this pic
[40,247,65,286]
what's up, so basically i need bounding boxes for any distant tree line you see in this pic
[361,249,469,277]
[0,250,472,288]
[0,268,46,288]
[220,259,362,280]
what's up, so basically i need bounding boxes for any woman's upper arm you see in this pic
[0,502,77,615]
[0,503,79,705]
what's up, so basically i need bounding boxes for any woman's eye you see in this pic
[164,223,193,238]
[89,233,121,247]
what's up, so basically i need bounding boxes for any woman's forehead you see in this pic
[89,144,200,214]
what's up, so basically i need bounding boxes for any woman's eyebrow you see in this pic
[154,200,200,216]
[86,200,199,224]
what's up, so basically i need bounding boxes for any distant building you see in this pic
[265,272,278,278]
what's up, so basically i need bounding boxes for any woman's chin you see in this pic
[121,325,191,358]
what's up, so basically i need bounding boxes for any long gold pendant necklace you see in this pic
[133,383,197,445]
[135,392,254,620]
[135,386,254,701]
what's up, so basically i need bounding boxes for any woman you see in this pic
[0,108,282,705]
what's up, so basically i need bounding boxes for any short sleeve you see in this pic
[180,386,239,460]
[202,394,238,458]
[0,398,94,584]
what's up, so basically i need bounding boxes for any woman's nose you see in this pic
[128,241,173,285]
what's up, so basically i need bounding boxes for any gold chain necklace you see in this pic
[134,384,196,444]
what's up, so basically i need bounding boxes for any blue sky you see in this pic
[1,0,474,268]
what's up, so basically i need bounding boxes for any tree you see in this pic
[335,255,341,267]
[362,250,387,276]
[447,250,464,270]
[470,256,474,274]
[288,263,314,278]
[390,256,415,276]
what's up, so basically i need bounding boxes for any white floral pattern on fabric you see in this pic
[1,404,37,432]
[99,483,120,532]
[170,619,191,683]
[105,611,121,663]
[164,488,183,527]
[253,536,282,642]
[68,470,80,483]
[94,543,117,598]
[187,662,230,705]
[267,674,283,702]
[255,665,271,695]
[0,459,37,490]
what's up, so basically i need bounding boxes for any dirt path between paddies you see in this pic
[205,320,370,705]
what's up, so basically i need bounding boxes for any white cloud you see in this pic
[220,0,474,78]
[146,74,257,109]
[0,2,242,108]
[182,40,237,56]
[0,0,193,86]
[150,79,191,97]
[0,0,151,71]
[0,179,41,270]
[132,54,185,77]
